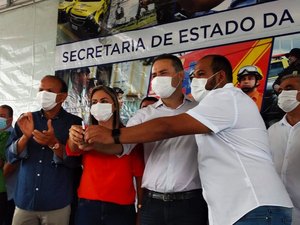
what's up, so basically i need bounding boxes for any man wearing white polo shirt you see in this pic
[82,54,293,225]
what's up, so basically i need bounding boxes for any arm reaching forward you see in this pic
[84,113,211,145]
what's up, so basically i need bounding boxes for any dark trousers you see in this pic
[75,199,136,225]
[0,192,7,225]
[140,191,208,225]
[4,199,15,225]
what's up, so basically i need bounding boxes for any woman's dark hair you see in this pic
[89,85,122,129]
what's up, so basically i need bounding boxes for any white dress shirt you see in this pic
[125,96,201,193]
[187,83,292,225]
[268,116,300,225]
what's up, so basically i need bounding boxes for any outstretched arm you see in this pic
[84,113,211,145]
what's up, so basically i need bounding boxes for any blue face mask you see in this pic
[0,117,7,130]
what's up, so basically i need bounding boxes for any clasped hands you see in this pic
[69,125,114,151]
[18,112,58,147]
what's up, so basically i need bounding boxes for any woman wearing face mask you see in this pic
[66,85,144,225]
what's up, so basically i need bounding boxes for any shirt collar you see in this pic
[154,95,193,109]
[223,83,234,88]
[279,114,300,128]
[5,126,14,133]
[279,115,289,126]
[39,107,66,120]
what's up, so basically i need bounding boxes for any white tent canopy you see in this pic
[0,0,58,121]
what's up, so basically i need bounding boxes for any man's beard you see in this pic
[241,86,255,93]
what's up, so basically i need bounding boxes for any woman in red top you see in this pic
[67,85,144,225]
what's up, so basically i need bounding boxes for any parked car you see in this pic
[58,0,78,23]
[69,0,110,36]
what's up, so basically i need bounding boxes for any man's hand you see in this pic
[17,112,34,138]
[84,125,114,145]
[69,125,85,146]
[32,119,58,146]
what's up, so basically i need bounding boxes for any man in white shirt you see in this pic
[81,54,293,225]
[126,54,207,225]
[268,72,300,225]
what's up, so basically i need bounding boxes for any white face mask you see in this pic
[151,76,177,98]
[278,90,300,113]
[90,103,113,122]
[190,71,220,102]
[36,91,57,111]
[191,78,210,102]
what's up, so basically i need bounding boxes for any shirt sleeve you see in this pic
[65,143,83,156]
[187,89,237,133]
[7,125,29,163]
[120,111,145,156]
[130,144,145,177]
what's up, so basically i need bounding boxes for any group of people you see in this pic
[69,53,299,225]
[0,52,299,225]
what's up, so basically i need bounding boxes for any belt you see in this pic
[145,189,202,202]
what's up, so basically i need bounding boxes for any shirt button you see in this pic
[39,160,42,163]
[42,147,45,150]
[35,188,39,191]
[37,174,40,176]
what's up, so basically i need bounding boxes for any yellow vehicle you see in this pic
[58,0,78,23]
[69,0,110,35]
[266,55,289,93]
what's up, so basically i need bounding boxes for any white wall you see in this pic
[0,0,58,120]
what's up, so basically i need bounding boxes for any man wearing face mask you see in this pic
[268,71,300,225]
[0,104,19,225]
[121,54,207,225]
[0,104,14,225]
[7,75,82,225]
[190,65,220,102]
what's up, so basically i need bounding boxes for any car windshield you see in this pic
[268,61,285,78]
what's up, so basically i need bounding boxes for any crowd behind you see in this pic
[0,49,300,225]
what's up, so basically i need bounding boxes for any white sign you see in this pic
[55,0,300,70]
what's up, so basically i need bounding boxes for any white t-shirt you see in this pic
[187,83,292,225]
[126,96,201,193]
[268,116,300,225]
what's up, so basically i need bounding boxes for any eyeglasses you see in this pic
[238,65,260,76]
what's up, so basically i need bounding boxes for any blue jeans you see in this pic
[140,192,208,225]
[234,206,292,225]
[75,198,136,225]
